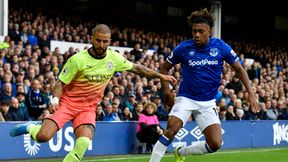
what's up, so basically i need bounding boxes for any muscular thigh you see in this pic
[73,110,96,139]
[46,102,76,129]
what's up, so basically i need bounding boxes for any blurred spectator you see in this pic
[112,86,124,109]
[1,72,17,96]
[219,106,227,121]
[132,102,143,121]
[266,99,279,120]
[226,105,236,120]
[124,91,137,112]
[130,43,143,62]
[122,107,133,121]
[28,28,38,47]
[247,61,261,80]
[25,79,49,120]
[1,82,15,103]
[103,103,120,121]
[225,76,243,94]
[152,94,168,121]
[258,102,268,120]
[0,101,10,121]
[96,104,105,121]
[235,108,244,120]
[111,97,123,120]
[215,85,225,103]
[136,102,164,153]
[243,103,258,120]
[6,97,29,121]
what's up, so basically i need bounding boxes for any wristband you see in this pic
[51,96,59,105]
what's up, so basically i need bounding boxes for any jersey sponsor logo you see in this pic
[106,61,113,69]
[85,74,112,83]
[209,48,219,57]
[188,59,219,67]
[230,50,237,57]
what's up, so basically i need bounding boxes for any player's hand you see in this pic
[48,103,59,114]
[164,91,175,108]
[160,74,177,85]
[248,93,260,113]
[49,96,59,114]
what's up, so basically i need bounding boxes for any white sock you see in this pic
[149,140,168,162]
[178,141,208,155]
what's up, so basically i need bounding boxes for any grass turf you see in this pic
[5,147,288,162]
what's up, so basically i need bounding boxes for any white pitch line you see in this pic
[83,147,288,162]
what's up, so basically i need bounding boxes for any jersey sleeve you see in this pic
[113,51,134,71]
[59,56,79,84]
[166,45,182,65]
[221,41,239,65]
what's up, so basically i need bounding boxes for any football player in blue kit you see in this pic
[149,8,260,162]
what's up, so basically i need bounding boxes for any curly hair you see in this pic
[187,8,215,28]
[143,102,157,113]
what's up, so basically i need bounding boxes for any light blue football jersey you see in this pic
[167,38,239,101]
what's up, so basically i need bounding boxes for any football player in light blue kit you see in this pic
[149,8,260,162]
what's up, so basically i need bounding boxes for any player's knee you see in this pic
[36,131,53,142]
[208,139,222,152]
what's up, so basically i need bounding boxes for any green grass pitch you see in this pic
[6,147,288,162]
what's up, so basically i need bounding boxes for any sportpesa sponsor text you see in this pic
[188,59,218,67]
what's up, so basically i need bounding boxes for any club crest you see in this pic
[209,48,218,57]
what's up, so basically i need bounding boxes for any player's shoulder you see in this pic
[70,49,89,59]
[106,48,120,57]
[209,38,232,52]
[209,37,227,46]
[179,39,193,48]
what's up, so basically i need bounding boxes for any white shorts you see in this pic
[169,96,220,131]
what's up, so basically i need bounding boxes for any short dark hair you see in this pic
[187,8,215,28]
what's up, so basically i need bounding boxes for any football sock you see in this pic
[178,141,212,155]
[149,135,171,162]
[63,137,91,162]
[28,124,41,142]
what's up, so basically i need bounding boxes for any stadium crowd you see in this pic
[0,8,287,122]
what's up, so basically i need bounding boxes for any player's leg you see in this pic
[177,106,221,156]
[36,102,76,142]
[149,116,183,162]
[63,110,95,162]
[33,119,58,142]
[203,124,222,152]
[63,124,94,162]
[9,119,59,142]
[10,102,72,142]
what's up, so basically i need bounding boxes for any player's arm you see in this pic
[49,80,65,113]
[159,61,175,108]
[231,61,260,113]
[52,80,64,99]
[129,63,177,83]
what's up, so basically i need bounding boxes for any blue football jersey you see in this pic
[167,38,239,101]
